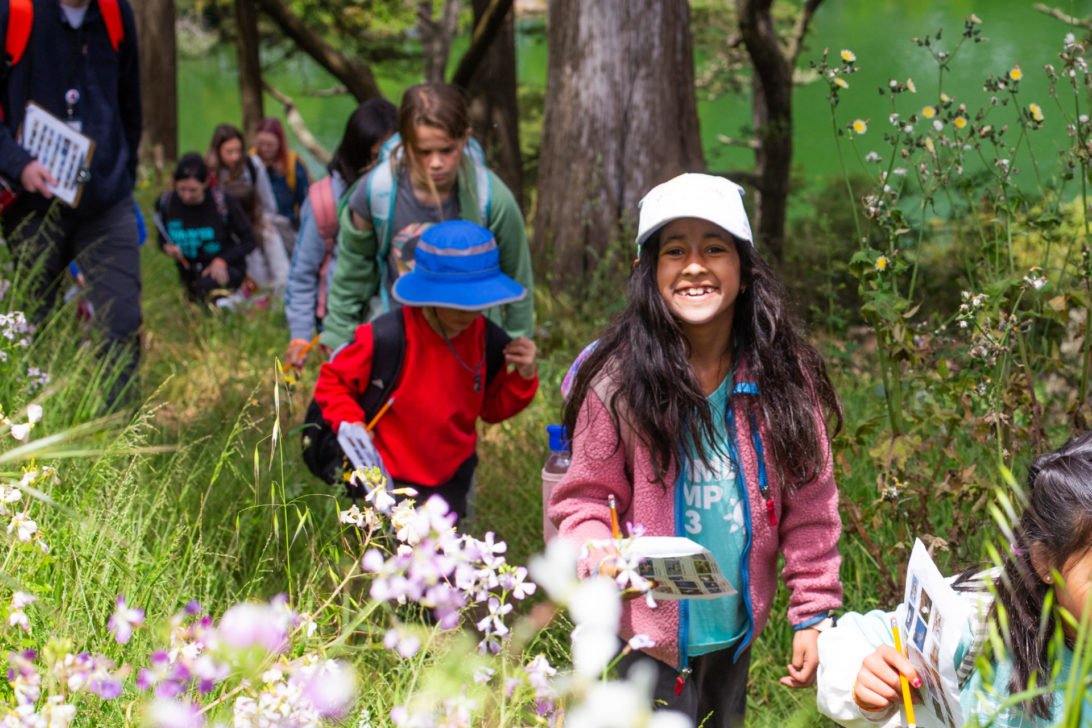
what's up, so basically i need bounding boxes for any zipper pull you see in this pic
[674,667,692,696]
[766,497,777,527]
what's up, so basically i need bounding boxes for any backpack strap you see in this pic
[364,156,399,315]
[100,0,124,51]
[483,318,511,388]
[285,149,299,193]
[5,0,32,68]
[359,309,406,421]
[153,191,173,246]
[462,138,493,226]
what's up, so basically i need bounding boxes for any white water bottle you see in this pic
[542,425,570,544]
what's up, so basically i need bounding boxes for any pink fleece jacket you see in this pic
[547,361,843,668]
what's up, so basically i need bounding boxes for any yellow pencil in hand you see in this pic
[890,616,917,728]
[365,397,395,432]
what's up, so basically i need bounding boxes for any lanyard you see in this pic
[64,16,86,124]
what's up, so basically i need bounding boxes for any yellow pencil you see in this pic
[365,397,395,432]
[281,335,321,373]
[299,334,321,357]
[608,495,622,539]
[890,616,917,728]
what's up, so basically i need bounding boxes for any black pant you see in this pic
[177,260,246,301]
[393,453,478,524]
[5,196,142,409]
[616,646,751,728]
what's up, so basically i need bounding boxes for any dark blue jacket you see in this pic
[0,0,141,217]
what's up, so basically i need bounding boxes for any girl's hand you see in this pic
[780,628,820,688]
[162,242,187,266]
[285,339,311,369]
[588,544,650,601]
[852,645,921,711]
[504,336,537,379]
[202,257,229,285]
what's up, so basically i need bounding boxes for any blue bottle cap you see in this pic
[547,424,569,452]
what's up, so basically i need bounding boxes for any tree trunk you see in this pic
[235,0,263,139]
[133,0,177,172]
[533,0,704,282]
[464,0,522,207]
[253,0,381,102]
[418,0,460,83]
[736,0,822,264]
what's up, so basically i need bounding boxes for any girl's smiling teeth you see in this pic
[678,285,718,297]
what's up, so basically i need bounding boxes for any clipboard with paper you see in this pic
[625,536,737,600]
[895,539,972,728]
[18,102,95,207]
[336,421,391,491]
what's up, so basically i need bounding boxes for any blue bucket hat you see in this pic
[391,220,526,311]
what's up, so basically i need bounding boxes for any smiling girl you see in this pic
[548,173,844,728]
[320,83,534,352]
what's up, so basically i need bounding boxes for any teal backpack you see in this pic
[347,133,493,317]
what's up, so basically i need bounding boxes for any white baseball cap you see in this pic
[635,173,754,249]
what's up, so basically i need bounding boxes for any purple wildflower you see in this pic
[107,595,144,644]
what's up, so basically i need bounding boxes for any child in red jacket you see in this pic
[314,220,538,522]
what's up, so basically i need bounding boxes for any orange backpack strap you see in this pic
[100,0,124,51]
[5,0,33,68]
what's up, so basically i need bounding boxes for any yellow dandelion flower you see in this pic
[875,256,889,271]
[922,106,936,118]
[954,116,968,129]
[925,137,935,153]
[834,77,849,89]
[1029,103,1044,122]
[906,78,917,93]
[841,49,856,63]
[853,119,868,134]
[1010,66,1022,81]
[940,93,951,103]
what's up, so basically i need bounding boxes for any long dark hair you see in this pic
[206,123,245,177]
[328,98,397,187]
[994,431,1092,719]
[562,228,842,488]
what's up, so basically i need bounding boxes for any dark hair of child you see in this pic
[995,430,1092,719]
[173,152,209,183]
[562,229,843,489]
[327,97,398,187]
[223,179,260,230]
[206,123,245,172]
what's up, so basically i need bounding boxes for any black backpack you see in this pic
[300,309,511,495]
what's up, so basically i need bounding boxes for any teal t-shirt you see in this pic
[684,374,748,656]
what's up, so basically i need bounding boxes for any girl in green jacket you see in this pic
[320,83,534,351]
